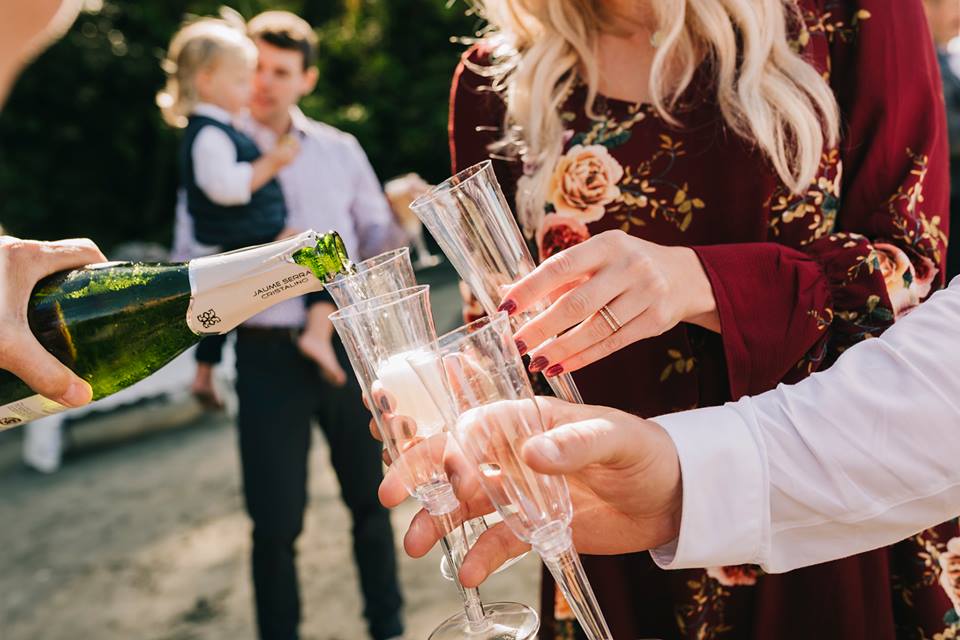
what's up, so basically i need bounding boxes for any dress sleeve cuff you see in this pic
[649,404,767,570]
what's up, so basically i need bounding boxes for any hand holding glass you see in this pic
[409,312,612,640]
[329,287,538,640]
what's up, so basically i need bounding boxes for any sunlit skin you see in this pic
[194,53,255,116]
[923,0,960,47]
[0,0,83,106]
[250,39,318,135]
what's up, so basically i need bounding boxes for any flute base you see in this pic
[428,602,539,640]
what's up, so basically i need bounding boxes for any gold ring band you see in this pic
[599,305,623,333]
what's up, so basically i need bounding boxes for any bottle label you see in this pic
[0,395,66,430]
[186,231,326,335]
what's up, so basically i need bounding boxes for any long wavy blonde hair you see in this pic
[469,0,840,235]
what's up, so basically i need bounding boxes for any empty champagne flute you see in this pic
[329,287,539,640]
[324,247,527,582]
[411,312,612,640]
[325,247,417,308]
[409,160,583,404]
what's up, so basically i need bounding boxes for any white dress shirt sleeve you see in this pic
[191,125,254,206]
[344,135,406,259]
[650,277,960,574]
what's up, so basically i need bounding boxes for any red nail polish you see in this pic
[545,364,564,377]
[515,339,528,356]
[498,299,517,314]
[529,356,548,373]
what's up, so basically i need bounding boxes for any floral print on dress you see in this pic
[449,0,950,637]
[875,242,937,318]
[548,144,624,223]
[537,213,591,261]
[706,565,762,587]
[939,538,960,618]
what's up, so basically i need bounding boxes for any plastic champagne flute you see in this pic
[411,312,612,640]
[324,248,528,581]
[329,287,539,640]
[409,160,583,404]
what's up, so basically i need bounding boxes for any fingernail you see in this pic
[515,339,528,356]
[529,356,548,373]
[400,417,418,438]
[545,364,564,377]
[498,299,517,315]
[59,380,92,408]
[379,395,391,413]
[531,436,563,464]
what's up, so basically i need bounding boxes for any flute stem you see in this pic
[534,524,611,640]
[424,482,491,631]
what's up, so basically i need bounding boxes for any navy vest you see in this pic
[179,115,286,249]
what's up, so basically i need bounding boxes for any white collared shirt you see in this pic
[650,276,960,573]
[174,108,405,328]
[189,103,254,206]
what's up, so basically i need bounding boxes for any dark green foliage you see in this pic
[0,0,476,251]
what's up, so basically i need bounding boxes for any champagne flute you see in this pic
[409,160,583,404]
[329,287,539,640]
[411,312,612,640]
[325,247,417,308]
[325,247,528,580]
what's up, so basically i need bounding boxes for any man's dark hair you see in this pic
[247,11,318,70]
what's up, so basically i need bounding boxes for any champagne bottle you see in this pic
[0,230,352,429]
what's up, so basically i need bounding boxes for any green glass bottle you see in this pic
[0,230,352,429]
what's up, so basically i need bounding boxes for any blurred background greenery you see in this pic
[0,0,479,251]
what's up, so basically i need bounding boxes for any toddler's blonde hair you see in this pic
[157,11,256,128]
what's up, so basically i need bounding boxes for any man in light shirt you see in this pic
[173,12,407,640]
[390,277,960,590]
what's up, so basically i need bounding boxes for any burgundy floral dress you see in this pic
[449,0,954,638]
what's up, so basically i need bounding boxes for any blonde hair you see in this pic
[157,11,256,128]
[469,0,840,234]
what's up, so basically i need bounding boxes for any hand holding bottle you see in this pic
[0,230,351,428]
[0,236,106,407]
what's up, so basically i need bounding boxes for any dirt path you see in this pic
[0,411,540,639]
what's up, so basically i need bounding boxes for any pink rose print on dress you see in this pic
[707,565,761,587]
[874,242,937,318]
[536,213,591,261]
[548,144,625,223]
[939,537,960,615]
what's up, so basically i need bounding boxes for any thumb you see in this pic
[521,417,637,475]
[2,329,92,407]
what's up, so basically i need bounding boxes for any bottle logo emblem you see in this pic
[196,309,222,329]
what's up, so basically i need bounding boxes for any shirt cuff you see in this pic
[649,404,766,570]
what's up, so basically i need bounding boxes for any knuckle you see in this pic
[603,330,625,354]
[648,305,670,330]
[588,317,609,342]
[547,251,574,278]
[634,253,655,273]
[563,291,591,320]
[650,272,669,295]
[566,424,599,454]
[2,239,37,261]
[598,229,626,248]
